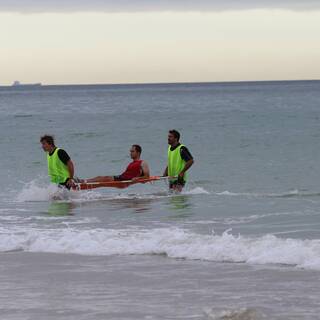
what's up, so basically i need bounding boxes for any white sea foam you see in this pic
[0,227,320,270]
[183,187,210,195]
[16,182,62,202]
[204,307,263,320]
[15,181,209,203]
[216,189,320,198]
[216,191,244,196]
[15,181,102,202]
[0,215,99,225]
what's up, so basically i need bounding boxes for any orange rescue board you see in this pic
[73,176,162,190]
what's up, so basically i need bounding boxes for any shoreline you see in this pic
[0,251,319,319]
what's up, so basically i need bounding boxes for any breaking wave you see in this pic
[0,227,319,270]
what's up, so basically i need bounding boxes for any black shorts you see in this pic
[113,175,125,181]
[169,179,186,189]
[58,178,71,190]
[114,175,143,181]
[58,183,71,190]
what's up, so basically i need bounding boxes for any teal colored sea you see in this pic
[0,81,320,319]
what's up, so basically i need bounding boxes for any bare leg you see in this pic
[84,176,114,183]
[169,181,184,193]
[172,184,183,193]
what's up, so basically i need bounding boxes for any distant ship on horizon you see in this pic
[12,80,42,87]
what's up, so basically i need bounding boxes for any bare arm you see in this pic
[65,160,75,187]
[178,159,194,179]
[163,166,168,177]
[141,161,150,178]
[67,160,74,179]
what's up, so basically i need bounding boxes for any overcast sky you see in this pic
[1,0,320,12]
[0,2,319,85]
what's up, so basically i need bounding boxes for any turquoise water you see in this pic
[1,81,320,319]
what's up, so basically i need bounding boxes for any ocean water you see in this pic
[1,81,320,319]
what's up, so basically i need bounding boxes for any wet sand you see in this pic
[0,252,319,319]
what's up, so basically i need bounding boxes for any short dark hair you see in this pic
[169,129,180,141]
[40,135,55,146]
[132,144,142,154]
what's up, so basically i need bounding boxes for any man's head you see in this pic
[168,130,180,146]
[40,135,55,152]
[130,144,142,160]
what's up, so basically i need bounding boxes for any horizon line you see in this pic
[1,78,320,88]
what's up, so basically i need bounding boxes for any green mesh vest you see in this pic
[167,144,187,182]
[47,148,70,184]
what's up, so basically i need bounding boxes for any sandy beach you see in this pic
[1,252,319,319]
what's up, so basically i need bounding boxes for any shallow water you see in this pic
[1,81,320,318]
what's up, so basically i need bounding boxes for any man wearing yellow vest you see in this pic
[40,135,75,189]
[163,130,194,192]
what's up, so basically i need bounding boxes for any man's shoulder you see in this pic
[180,145,190,152]
[57,148,68,155]
[180,145,193,160]
[57,148,71,163]
[170,143,182,151]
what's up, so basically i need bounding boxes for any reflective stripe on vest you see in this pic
[167,144,187,182]
[47,148,70,184]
